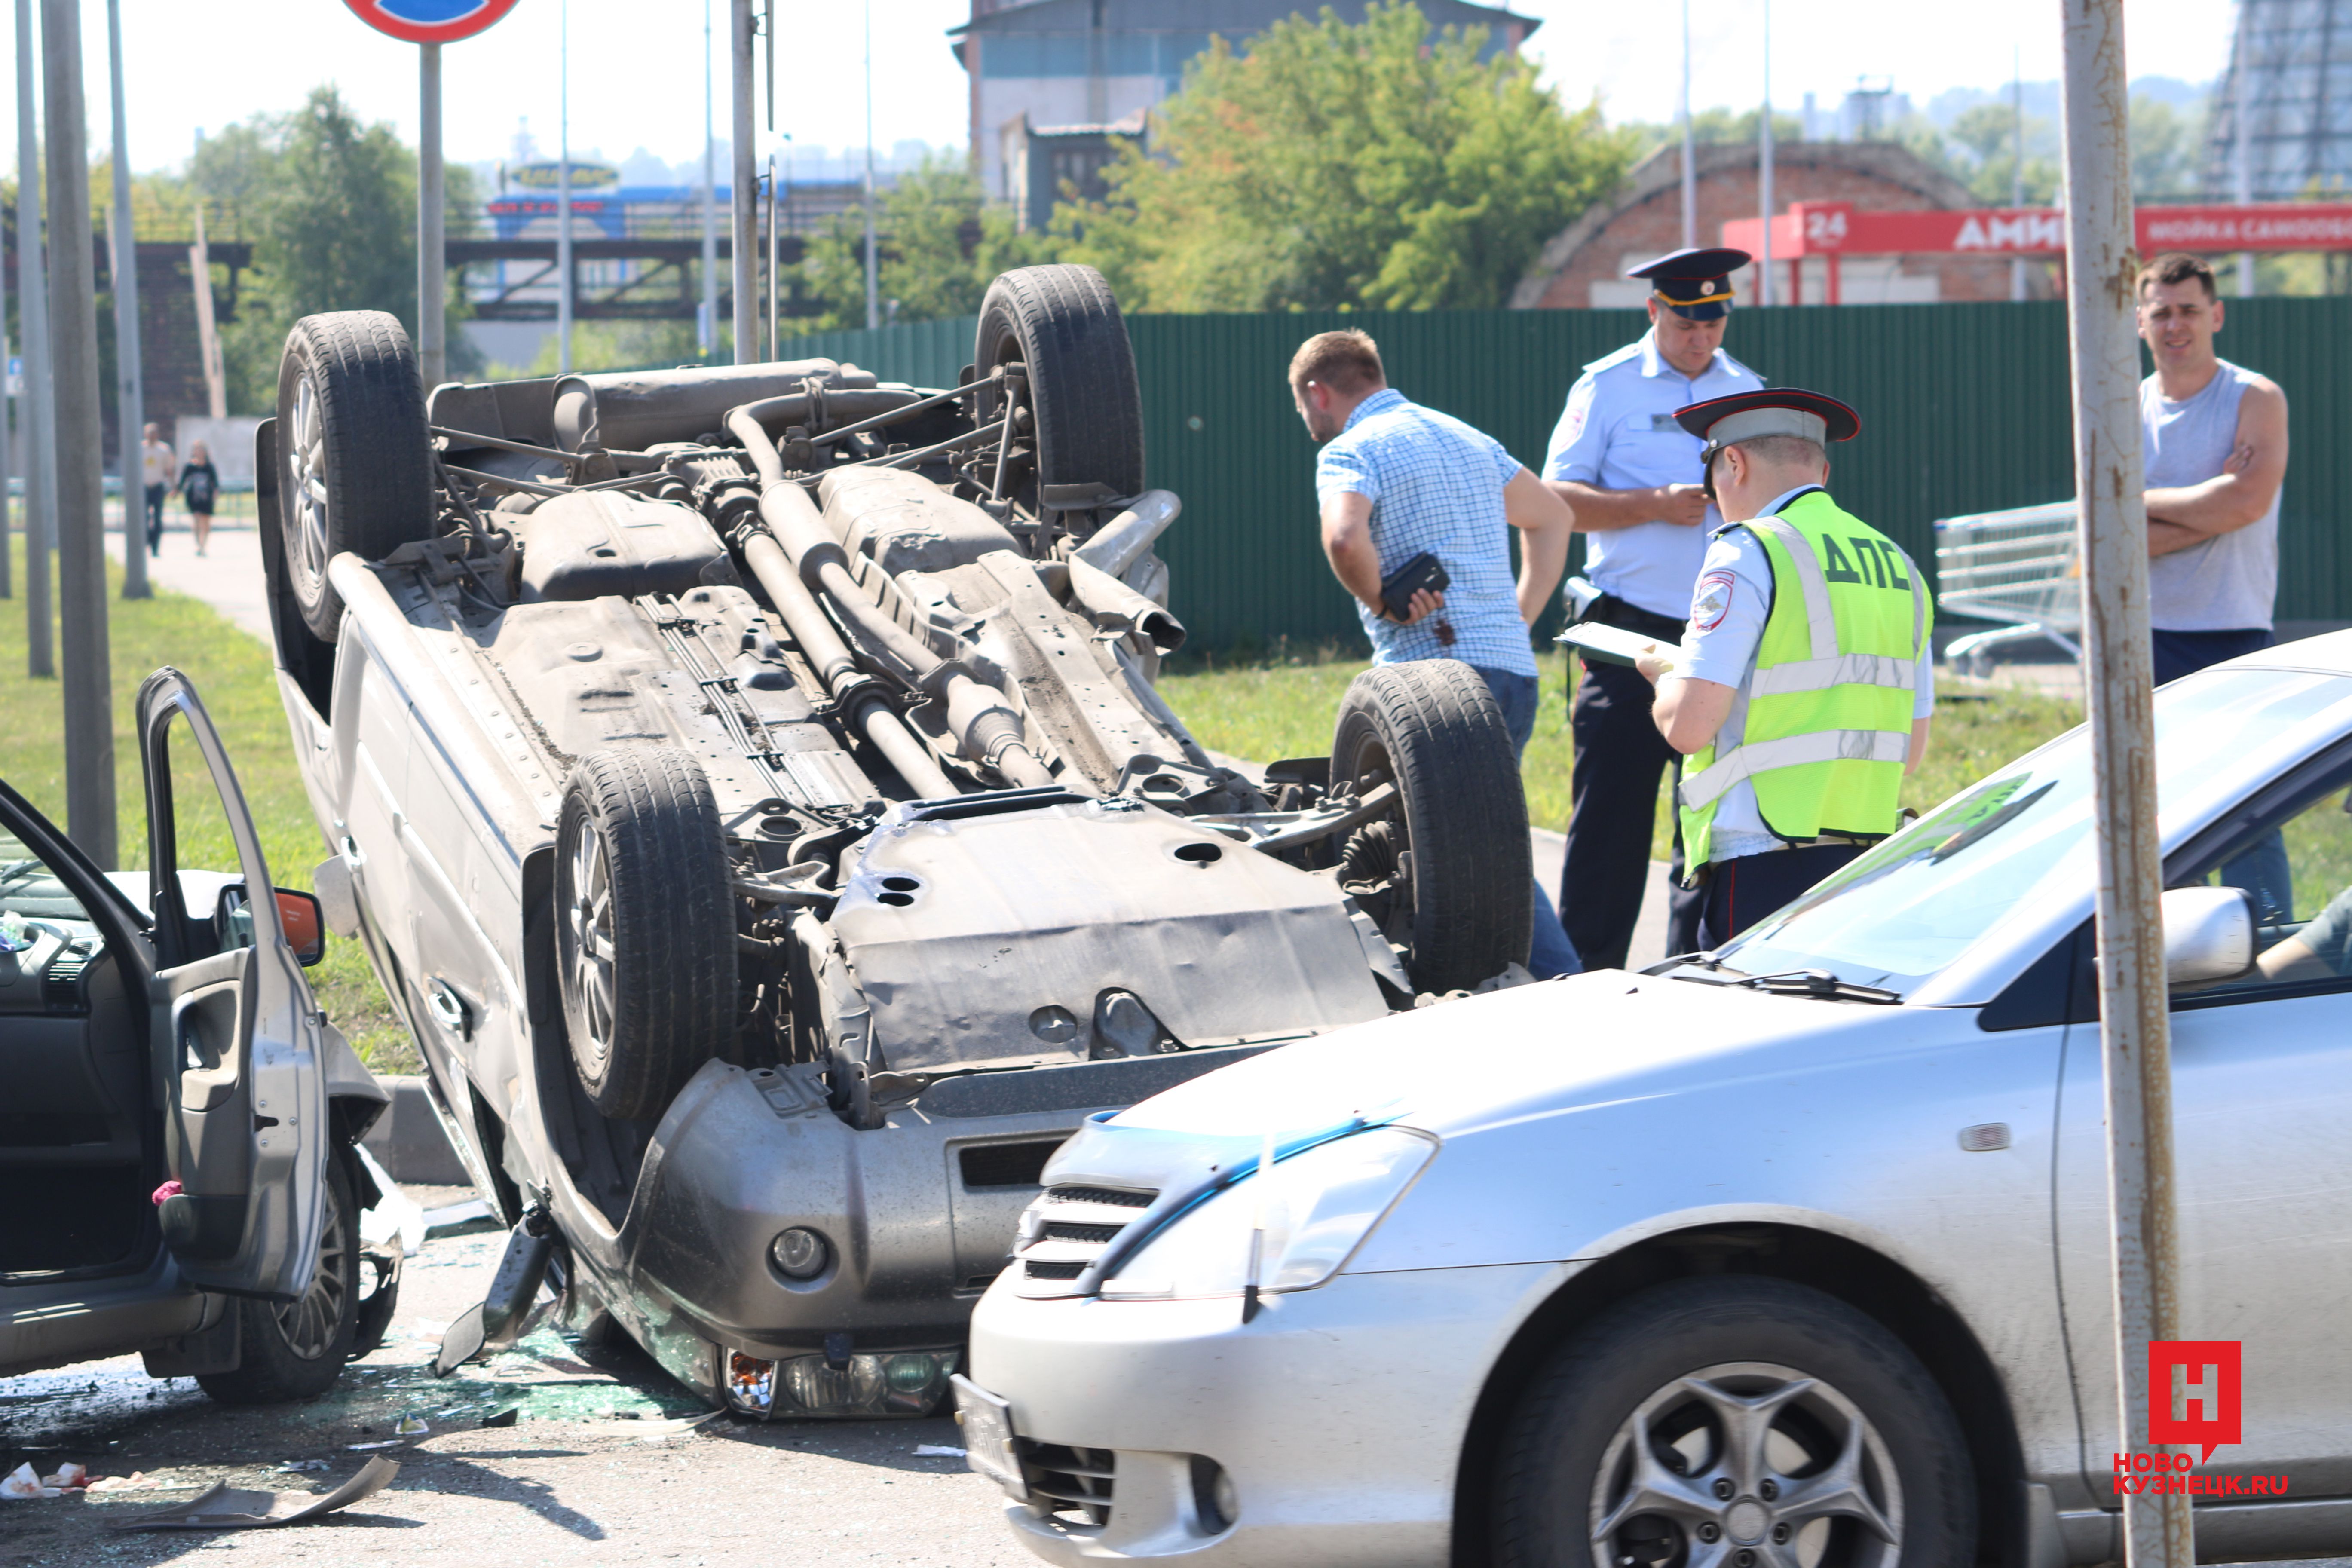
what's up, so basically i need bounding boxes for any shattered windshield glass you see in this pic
[1710,668,2352,996]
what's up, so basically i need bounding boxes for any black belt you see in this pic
[1578,594,1687,646]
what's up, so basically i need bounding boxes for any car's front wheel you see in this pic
[196,1152,361,1405]
[1493,1276,1975,1568]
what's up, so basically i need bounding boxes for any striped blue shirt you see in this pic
[1314,389,1534,677]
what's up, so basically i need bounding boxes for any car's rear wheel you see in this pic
[1331,660,1531,992]
[276,310,436,641]
[972,265,1144,521]
[556,747,738,1120]
[1493,1276,1975,1568]
[197,1152,361,1405]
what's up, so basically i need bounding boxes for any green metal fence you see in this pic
[781,297,2352,651]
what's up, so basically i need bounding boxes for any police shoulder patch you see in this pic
[1692,570,1736,632]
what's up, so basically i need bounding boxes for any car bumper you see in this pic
[966,1260,1565,1567]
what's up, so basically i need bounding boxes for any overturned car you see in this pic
[260,266,1533,1416]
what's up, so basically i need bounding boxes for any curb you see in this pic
[359,1075,470,1188]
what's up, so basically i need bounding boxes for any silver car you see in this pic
[965,638,2352,1567]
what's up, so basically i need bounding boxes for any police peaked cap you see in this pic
[1629,247,1752,320]
[1674,388,1861,458]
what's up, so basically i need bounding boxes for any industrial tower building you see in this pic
[2204,0,2352,200]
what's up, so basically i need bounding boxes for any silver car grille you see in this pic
[1013,1185,1155,1283]
[1019,1441,1115,1531]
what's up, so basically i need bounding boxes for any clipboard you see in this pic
[1555,621,1680,672]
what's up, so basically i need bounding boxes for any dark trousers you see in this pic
[2150,626,2273,686]
[142,483,166,552]
[1560,600,1705,970]
[1697,843,1867,952]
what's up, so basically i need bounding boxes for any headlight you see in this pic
[1100,1127,1436,1300]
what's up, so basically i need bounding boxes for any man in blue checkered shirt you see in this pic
[1291,328,1582,977]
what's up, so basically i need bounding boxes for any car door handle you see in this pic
[426,977,471,1039]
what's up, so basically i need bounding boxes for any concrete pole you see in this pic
[2233,0,2255,298]
[700,0,717,360]
[15,0,52,677]
[418,43,446,392]
[2058,0,2189,1562]
[1757,0,1773,306]
[190,202,226,418]
[105,0,145,600]
[557,1,573,373]
[1678,0,1696,251]
[862,0,879,331]
[730,0,757,362]
[0,159,9,603]
[43,0,117,866]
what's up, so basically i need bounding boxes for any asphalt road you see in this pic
[1,1195,1027,1568]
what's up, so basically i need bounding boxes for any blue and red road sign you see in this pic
[340,0,521,45]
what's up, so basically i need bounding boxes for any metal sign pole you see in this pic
[557,0,573,374]
[105,0,145,600]
[418,41,446,392]
[15,0,52,678]
[700,0,717,361]
[1757,0,1773,306]
[730,0,757,363]
[2058,0,2190,1562]
[42,0,117,866]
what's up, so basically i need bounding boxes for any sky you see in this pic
[15,0,2238,177]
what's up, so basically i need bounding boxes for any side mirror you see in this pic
[312,854,361,940]
[276,890,327,966]
[2162,885,2255,986]
[213,883,327,966]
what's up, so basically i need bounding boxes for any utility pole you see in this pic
[863,0,879,330]
[2059,0,2189,1562]
[15,0,52,677]
[0,137,9,603]
[105,0,145,600]
[418,42,446,392]
[730,0,757,363]
[1757,0,1774,306]
[557,0,573,373]
[190,201,226,419]
[1678,0,1697,251]
[2233,0,2256,298]
[43,0,117,866]
[2012,51,2030,302]
[700,0,717,361]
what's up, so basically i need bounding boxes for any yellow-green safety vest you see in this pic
[1678,489,1931,871]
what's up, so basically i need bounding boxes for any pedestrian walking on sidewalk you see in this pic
[1290,327,1583,979]
[178,441,220,558]
[1543,247,1763,970]
[140,423,175,556]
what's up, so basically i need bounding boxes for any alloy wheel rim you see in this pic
[288,373,332,601]
[1586,1361,1903,1568]
[273,1175,348,1359]
[561,821,616,1071]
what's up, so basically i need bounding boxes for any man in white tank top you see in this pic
[2137,251,2290,685]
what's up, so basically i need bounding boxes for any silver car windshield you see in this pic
[1710,668,2352,995]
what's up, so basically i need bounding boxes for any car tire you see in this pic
[556,746,738,1120]
[973,265,1145,518]
[196,1151,361,1405]
[1492,1275,1976,1568]
[1330,660,1531,992]
[276,309,435,641]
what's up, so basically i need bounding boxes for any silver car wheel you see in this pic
[286,372,332,607]
[562,818,617,1075]
[1587,1360,1903,1568]
[271,1174,349,1360]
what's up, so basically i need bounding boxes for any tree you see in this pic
[197,89,481,412]
[1054,2,1634,312]
[795,153,1041,331]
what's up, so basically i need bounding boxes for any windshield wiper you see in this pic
[1727,968,1902,1004]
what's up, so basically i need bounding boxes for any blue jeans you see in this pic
[1472,667,1582,979]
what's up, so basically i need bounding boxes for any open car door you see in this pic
[140,668,327,1300]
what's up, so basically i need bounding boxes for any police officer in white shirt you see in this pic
[1542,248,1763,969]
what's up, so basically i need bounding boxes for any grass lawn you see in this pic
[1162,644,2086,863]
[0,539,415,1072]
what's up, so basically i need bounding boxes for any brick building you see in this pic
[1512,141,2057,310]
